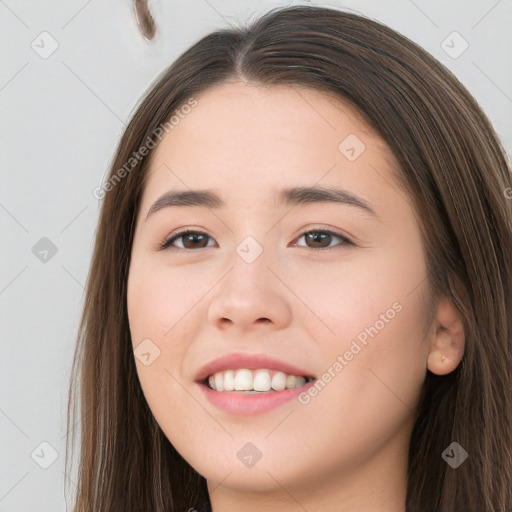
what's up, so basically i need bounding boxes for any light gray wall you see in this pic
[1,1,510,510]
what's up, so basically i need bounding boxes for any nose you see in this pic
[206,248,292,333]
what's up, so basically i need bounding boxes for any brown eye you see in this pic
[161,229,352,251]
[296,230,352,249]
[162,231,214,250]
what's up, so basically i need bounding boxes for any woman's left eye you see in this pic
[295,230,353,249]
[160,229,352,251]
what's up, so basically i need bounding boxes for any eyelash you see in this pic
[160,228,354,251]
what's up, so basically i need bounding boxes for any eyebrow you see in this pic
[145,185,377,222]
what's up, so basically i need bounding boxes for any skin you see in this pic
[126,81,465,512]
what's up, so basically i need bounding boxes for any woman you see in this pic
[66,5,512,511]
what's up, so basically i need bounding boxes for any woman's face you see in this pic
[127,82,433,502]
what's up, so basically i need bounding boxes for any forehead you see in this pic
[141,81,401,211]
[155,81,379,152]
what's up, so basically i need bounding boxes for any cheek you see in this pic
[127,259,209,439]
[287,271,428,469]
[288,241,429,409]
[127,257,210,345]
[286,243,428,350]
[127,259,186,388]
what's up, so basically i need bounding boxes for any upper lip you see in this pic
[194,352,316,382]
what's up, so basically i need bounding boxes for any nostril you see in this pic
[219,318,232,327]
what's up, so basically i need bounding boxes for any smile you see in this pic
[206,368,314,393]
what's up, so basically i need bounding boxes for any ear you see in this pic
[427,296,465,375]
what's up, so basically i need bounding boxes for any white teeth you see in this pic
[271,371,286,391]
[253,369,272,391]
[214,372,224,392]
[206,368,311,392]
[224,369,235,391]
[285,375,297,388]
[234,369,253,391]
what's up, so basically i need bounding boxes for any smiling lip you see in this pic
[194,352,316,416]
[193,352,315,383]
[198,380,316,416]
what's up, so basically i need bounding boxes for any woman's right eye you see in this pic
[161,231,215,250]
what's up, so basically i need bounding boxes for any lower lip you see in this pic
[197,380,316,416]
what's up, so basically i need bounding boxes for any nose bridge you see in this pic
[206,234,292,330]
[232,235,271,286]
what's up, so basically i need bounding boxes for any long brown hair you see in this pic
[66,5,512,511]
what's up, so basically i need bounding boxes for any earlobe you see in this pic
[426,296,465,376]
